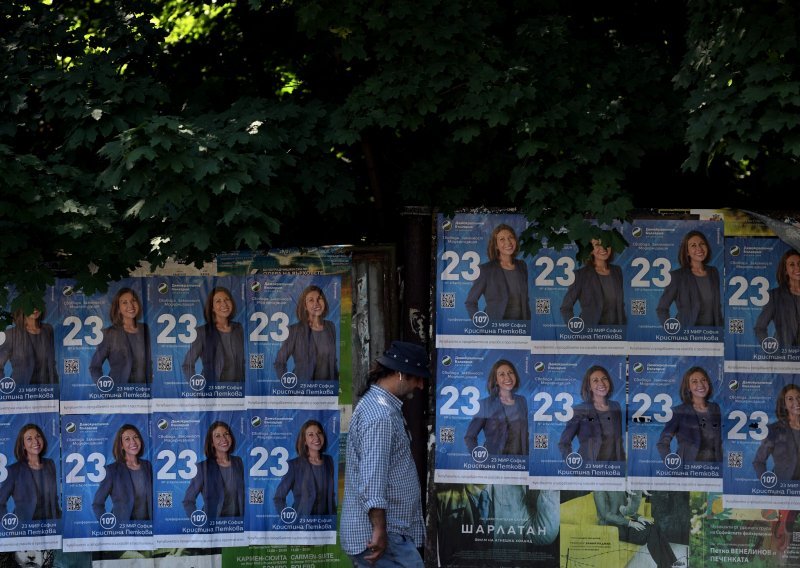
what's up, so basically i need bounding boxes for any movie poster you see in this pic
[722,372,800,509]
[724,235,800,371]
[529,354,626,491]
[57,278,149,413]
[435,483,559,567]
[433,349,531,485]
[435,213,531,350]
[61,413,151,552]
[0,285,59,402]
[561,490,690,568]
[626,355,724,491]
[622,219,724,354]
[244,407,338,545]
[147,276,246,408]
[0,409,61,551]
[245,274,341,402]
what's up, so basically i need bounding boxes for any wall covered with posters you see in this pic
[433,209,800,567]
[0,248,353,567]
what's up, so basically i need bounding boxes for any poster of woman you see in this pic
[56,278,150,411]
[60,413,151,552]
[246,274,341,399]
[244,406,338,545]
[529,354,627,491]
[626,355,724,491]
[147,276,246,405]
[151,409,246,548]
[435,213,531,349]
[434,349,531,486]
[0,411,60,552]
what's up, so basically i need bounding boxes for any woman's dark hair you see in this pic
[677,230,712,269]
[580,365,614,403]
[775,249,800,288]
[12,305,46,329]
[776,384,800,422]
[112,424,144,462]
[110,287,141,327]
[679,366,713,404]
[14,424,47,463]
[296,285,329,322]
[585,239,615,267]
[204,421,236,459]
[486,224,519,261]
[296,420,327,458]
[204,287,236,324]
[486,359,519,396]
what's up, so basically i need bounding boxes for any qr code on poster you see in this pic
[535,299,550,315]
[250,489,265,505]
[63,359,79,375]
[632,434,647,450]
[66,496,82,511]
[631,299,646,316]
[157,355,172,372]
[250,354,264,370]
[728,451,743,468]
[158,492,173,508]
[439,427,455,444]
[728,319,744,334]
[440,293,455,309]
[533,434,548,449]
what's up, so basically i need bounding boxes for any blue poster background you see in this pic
[245,274,341,398]
[433,349,531,485]
[61,413,151,551]
[435,213,531,349]
[622,220,724,347]
[626,355,724,490]
[244,407,338,544]
[57,278,149,407]
[147,276,245,403]
[0,411,61,551]
[722,373,800,508]
[152,409,247,548]
[529,354,626,490]
[0,285,59,402]
[724,236,800,369]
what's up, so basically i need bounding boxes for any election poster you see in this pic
[722,373,800,509]
[433,349,531,485]
[530,229,627,354]
[147,276,246,408]
[622,219,724,355]
[244,407,338,545]
[0,409,61,552]
[151,409,247,549]
[57,278,149,414]
[626,355,724,491]
[0,285,59,403]
[245,274,341,403]
[529,354,626,491]
[724,235,800,372]
[435,483,559,567]
[61,413,151,552]
[435,213,531,350]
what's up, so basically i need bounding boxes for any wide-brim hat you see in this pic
[376,341,431,379]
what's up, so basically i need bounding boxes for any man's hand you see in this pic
[365,508,388,563]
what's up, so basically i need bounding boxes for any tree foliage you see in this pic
[1,0,796,313]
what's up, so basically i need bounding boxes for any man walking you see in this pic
[341,341,430,567]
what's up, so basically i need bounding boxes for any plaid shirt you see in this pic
[341,384,425,555]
